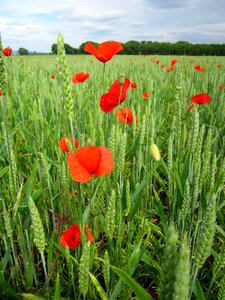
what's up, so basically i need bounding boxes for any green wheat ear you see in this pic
[213,239,225,277]
[106,189,116,240]
[57,33,75,138]
[0,34,6,95]
[200,128,212,189]
[28,197,46,255]
[117,131,127,176]
[79,241,91,297]
[181,179,191,223]
[218,275,225,300]
[174,236,191,300]
[103,250,110,290]
[190,107,199,155]
[2,200,13,240]
[175,94,181,148]
[194,193,217,269]
[159,223,178,300]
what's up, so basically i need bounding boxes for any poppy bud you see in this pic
[176,85,182,90]
[150,143,161,161]
[117,75,125,85]
[87,138,92,145]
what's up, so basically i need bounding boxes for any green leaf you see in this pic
[128,177,146,221]
[83,178,102,223]
[21,294,46,300]
[141,253,160,272]
[0,166,8,178]
[53,273,60,300]
[193,278,205,300]
[89,272,108,300]
[23,159,38,198]
[0,273,22,299]
[110,238,148,300]
[110,266,153,300]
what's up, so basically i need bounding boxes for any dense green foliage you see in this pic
[52,43,79,55]
[18,47,29,55]
[51,40,225,56]
[0,39,225,300]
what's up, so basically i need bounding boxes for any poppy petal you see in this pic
[60,223,82,249]
[100,92,119,112]
[100,78,130,112]
[108,78,130,101]
[94,146,114,176]
[75,146,100,174]
[84,43,98,56]
[191,93,211,105]
[85,41,123,63]
[67,152,93,183]
[72,72,90,83]
[115,108,135,124]
[98,41,123,62]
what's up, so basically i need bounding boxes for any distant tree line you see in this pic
[17,41,225,56]
[18,47,29,55]
[51,40,225,56]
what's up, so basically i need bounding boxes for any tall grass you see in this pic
[0,39,225,299]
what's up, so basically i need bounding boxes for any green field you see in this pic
[1,42,225,299]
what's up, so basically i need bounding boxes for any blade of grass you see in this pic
[110,266,153,300]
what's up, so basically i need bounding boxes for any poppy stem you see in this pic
[69,117,75,145]
[102,62,106,88]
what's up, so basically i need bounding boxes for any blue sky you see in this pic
[0,0,225,52]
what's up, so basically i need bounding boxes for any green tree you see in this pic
[51,43,77,55]
[64,43,74,54]
[18,47,28,55]
[51,43,57,54]
[123,40,141,55]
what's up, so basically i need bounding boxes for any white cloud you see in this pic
[1,0,225,52]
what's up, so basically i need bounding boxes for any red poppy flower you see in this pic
[130,82,137,89]
[100,78,130,112]
[2,47,12,56]
[72,72,90,83]
[0,89,2,96]
[167,67,174,73]
[218,85,225,89]
[199,68,205,73]
[170,59,177,66]
[60,223,94,249]
[84,41,123,63]
[115,108,138,124]
[217,64,221,68]
[143,92,149,100]
[194,65,201,70]
[190,93,211,105]
[59,137,80,152]
[67,146,114,183]
[51,74,55,79]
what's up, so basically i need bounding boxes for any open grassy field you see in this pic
[0,41,225,299]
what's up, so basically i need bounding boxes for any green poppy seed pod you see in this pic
[117,75,125,85]
[150,143,161,161]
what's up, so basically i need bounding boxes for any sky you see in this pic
[0,0,225,53]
